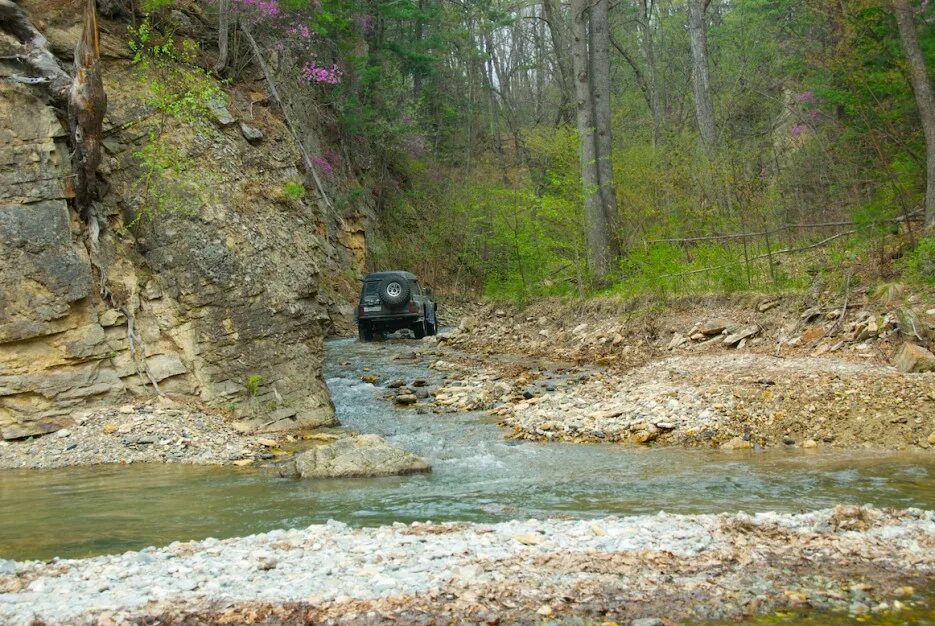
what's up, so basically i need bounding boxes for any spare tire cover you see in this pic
[378,274,410,305]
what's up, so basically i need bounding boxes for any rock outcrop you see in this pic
[0,4,376,439]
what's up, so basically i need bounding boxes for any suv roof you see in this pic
[363,271,417,281]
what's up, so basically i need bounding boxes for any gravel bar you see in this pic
[1,506,932,624]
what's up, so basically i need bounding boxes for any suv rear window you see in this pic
[362,281,380,297]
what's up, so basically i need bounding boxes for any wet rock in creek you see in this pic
[292,434,430,479]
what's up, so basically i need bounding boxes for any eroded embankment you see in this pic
[0,506,932,625]
[415,295,935,451]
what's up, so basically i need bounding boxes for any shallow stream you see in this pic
[1,337,933,561]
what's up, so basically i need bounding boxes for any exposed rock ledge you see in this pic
[1,37,352,439]
[0,506,931,625]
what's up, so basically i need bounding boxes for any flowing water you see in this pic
[1,337,933,561]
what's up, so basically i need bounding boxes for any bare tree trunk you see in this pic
[214,0,230,73]
[893,0,935,231]
[69,0,107,217]
[533,8,545,121]
[571,0,610,281]
[481,33,508,182]
[413,0,424,97]
[542,0,574,123]
[688,0,716,154]
[638,0,662,149]
[589,0,619,254]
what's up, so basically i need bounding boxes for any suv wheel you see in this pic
[358,323,374,342]
[411,318,427,340]
[378,274,411,306]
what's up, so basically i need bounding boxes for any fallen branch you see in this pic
[647,210,922,245]
[828,271,852,334]
[240,25,334,212]
[660,230,856,279]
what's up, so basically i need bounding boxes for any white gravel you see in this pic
[1,506,932,625]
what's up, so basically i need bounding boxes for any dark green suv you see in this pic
[355,271,438,341]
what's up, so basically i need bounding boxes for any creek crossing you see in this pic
[1,336,932,561]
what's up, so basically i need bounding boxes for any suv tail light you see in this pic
[408,301,417,313]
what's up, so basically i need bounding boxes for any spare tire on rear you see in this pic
[378,274,410,305]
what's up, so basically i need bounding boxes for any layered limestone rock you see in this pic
[0,83,124,438]
[0,14,369,438]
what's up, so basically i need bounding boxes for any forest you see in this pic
[192,0,935,300]
[362,0,935,300]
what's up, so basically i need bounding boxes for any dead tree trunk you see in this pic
[571,0,611,281]
[688,0,716,154]
[69,0,107,219]
[893,0,935,231]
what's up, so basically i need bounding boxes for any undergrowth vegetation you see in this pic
[123,16,222,227]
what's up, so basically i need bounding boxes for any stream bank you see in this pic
[421,295,935,451]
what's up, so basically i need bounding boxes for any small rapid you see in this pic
[0,336,932,561]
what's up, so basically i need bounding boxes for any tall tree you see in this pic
[214,0,230,73]
[589,0,619,251]
[688,0,716,153]
[638,0,662,149]
[571,0,611,280]
[893,0,935,231]
[542,0,574,122]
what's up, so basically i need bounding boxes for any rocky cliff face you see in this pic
[0,4,371,439]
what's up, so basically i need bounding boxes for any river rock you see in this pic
[893,343,935,373]
[293,434,431,479]
[698,318,733,335]
[395,394,418,405]
[720,436,752,450]
[757,299,780,313]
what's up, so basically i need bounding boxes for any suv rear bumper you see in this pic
[355,308,422,323]
[357,312,420,321]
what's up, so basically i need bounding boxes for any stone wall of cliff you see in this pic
[0,2,372,439]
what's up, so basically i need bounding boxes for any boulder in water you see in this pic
[291,434,431,479]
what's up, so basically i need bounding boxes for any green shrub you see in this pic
[245,374,263,397]
[903,237,935,284]
[283,181,306,200]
